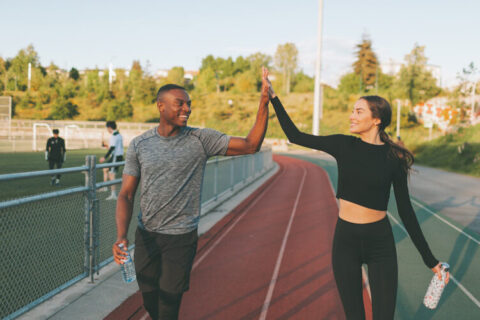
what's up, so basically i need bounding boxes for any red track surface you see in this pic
[105,155,372,320]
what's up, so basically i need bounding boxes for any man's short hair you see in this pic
[52,129,59,134]
[156,84,186,102]
[106,121,117,130]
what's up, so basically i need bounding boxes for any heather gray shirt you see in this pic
[123,126,230,234]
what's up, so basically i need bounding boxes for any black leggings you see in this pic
[332,216,398,320]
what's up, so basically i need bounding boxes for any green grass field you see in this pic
[0,149,116,201]
[0,148,135,319]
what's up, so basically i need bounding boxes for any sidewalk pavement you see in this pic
[18,164,279,320]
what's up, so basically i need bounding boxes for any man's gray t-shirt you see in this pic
[123,126,230,235]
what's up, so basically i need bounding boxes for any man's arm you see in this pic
[112,174,139,264]
[225,67,270,156]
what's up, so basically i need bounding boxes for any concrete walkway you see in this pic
[18,164,279,320]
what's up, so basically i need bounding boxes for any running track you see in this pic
[105,155,372,320]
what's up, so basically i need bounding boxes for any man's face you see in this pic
[106,127,113,134]
[53,133,59,138]
[157,89,191,127]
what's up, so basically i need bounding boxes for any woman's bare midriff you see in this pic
[338,198,386,223]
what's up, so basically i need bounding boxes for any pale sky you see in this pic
[1,0,479,87]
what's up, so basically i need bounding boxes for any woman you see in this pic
[267,82,449,319]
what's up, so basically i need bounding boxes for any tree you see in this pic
[275,43,298,94]
[352,35,379,91]
[166,66,185,86]
[49,98,79,119]
[195,67,217,93]
[397,44,441,106]
[69,67,80,81]
[292,71,314,92]
[338,72,362,95]
[8,44,41,91]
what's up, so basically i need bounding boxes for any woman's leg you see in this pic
[332,220,366,320]
[365,223,398,320]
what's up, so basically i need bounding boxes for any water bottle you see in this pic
[118,243,136,283]
[423,262,449,309]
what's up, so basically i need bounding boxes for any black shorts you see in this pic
[107,155,123,173]
[134,227,198,294]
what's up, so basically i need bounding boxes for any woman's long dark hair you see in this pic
[360,95,414,174]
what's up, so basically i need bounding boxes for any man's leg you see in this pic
[55,160,63,185]
[141,290,183,320]
[157,289,183,319]
[158,230,198,319]
[48,160,55,185]
[141,290,159,320]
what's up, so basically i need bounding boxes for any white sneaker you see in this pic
[55,179,60,186]
[106,194,117,201]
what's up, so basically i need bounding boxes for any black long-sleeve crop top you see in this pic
[271,97,438,268]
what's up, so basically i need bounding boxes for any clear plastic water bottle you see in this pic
[423,262,449,309]
[118,243,136,283]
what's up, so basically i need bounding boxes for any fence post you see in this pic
[213,157,218,201]
[83,155,97,283]
[230,157,234,191]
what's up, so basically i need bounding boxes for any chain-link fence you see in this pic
[0,148,273,319]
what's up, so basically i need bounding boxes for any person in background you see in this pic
[100,121,124,200]
[45,129,66,186]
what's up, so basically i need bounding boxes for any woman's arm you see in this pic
[268,81,344,157]
[392,168,439,268]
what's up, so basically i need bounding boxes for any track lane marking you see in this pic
[258,167,307,320]
[410,198,480,245]
[192,164,286,270]
[387,211,480,309]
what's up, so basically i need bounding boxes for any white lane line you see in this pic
[386,211,480,309]
[192,166,286,270]
[259,167,307,320]
[410,198,480,246]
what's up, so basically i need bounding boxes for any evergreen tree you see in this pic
[352,35,379,91]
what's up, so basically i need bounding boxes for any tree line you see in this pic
[0,38,475,122]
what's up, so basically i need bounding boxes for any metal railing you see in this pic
[0,149,273,319]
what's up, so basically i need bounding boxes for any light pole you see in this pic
[313,0,324,136]
[396,100,401,138]
[471,80,477,122]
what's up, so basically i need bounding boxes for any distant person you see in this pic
[112,68,270,320]
[45,129,66,186]
[397,135,405,148]
[266,79,449,320]
[100,121,124,200]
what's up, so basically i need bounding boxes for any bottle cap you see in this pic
[441,262,450,272]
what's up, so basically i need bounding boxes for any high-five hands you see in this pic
[261,67,270,101]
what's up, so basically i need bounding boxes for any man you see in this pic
[112,68,270,319]
[100,121,124,200]
[45,129,66,186]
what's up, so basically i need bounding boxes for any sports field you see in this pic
[0,149,113,201]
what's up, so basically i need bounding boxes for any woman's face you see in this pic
[349,99,381,134]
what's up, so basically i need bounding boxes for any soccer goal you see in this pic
[64,124,88,149]
[33,123,52,151]
[0,96,12,139]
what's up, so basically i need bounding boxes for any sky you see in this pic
[1,0,479,88]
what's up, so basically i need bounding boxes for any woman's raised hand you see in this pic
[261,67,270,100]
